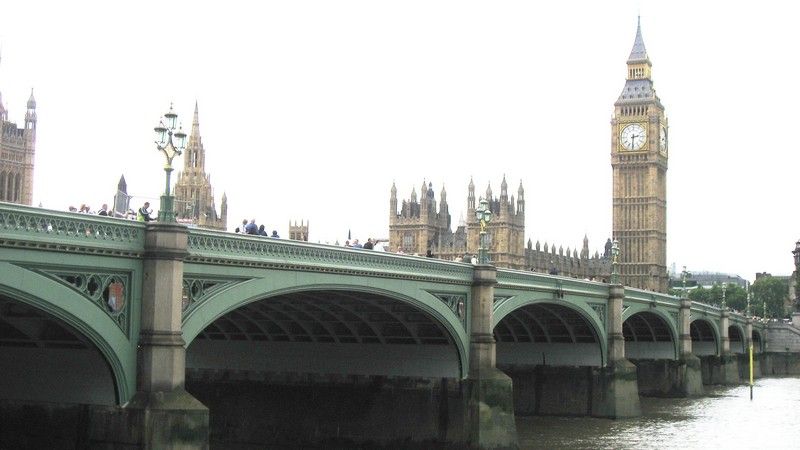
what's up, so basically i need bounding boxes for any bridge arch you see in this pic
[0,262,134,404]
[752,329,764,353]
[728,324,746,354]
[183,273,468,378]
[621,309,678,360]
[493,296,606,367]
[690,317,720,356]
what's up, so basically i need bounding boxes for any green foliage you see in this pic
[687,283,748,312]
[752,276,789,318]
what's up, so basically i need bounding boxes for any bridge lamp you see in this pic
[793,240,800,312]
[153,103,187,222]
[610,240,620,285]
[680,266,692,299]
[475,197,493,264]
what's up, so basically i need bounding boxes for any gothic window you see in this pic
[13,173,21,202]
[0,171,5,201]
[403,233,414,249]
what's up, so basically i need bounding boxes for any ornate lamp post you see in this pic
[721,282,727,310]
[475,197,493,264]
[153,104,187,222]
[793,240,800,312]
[610,239,620,284]
[746,281,751,317]
[681,265,691,299]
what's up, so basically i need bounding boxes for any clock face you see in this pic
[620,123,646,151]
[659,126,667,152]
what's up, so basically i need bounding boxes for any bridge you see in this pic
[1,202,798,449]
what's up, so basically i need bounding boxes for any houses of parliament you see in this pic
[389,20,669,292]
[0,64,37,206]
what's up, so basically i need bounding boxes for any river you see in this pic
[517,377,800,449]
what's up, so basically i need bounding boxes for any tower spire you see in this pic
[192,100,200,136]
[628,16,649,63]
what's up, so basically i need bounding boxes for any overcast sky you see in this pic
[1,1,798,281]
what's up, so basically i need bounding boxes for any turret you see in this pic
[24,88,36,131]
[500,175,508,202]
[581,234,590,259]
[390,182,398,216]
[0,91,6,122]
[467,177,475,211]
[517,181,525,215]
[220,192,228,222]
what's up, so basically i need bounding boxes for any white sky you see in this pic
[1,1,798,281]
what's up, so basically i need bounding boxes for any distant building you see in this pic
[173,103,227,230]
[0,74,37,205]
[289,220,309,241]
[389,178,611,280]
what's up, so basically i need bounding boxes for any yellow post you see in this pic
[749,342,754,400]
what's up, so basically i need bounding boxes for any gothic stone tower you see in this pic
[0,81,37,205]
[174,102,228,230]
[611,19,668,292]
[466,176,526,269]
[389,180,453,256]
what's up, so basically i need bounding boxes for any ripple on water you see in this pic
[517,377,800,450]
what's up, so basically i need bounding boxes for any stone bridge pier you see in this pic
[594,284,641,417]
[700,309,742,385]
[466,265,518,448]
[93,223,209,449]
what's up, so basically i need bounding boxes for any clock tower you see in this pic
[611,19,668,292]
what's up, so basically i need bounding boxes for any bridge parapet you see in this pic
[0,202,145,256]
[495,268,609,299]
[186,228,474,285]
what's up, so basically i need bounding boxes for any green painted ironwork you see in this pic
[36,268,132,335]
[0,203,145,256]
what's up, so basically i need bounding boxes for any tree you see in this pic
[752,276,789,318]
[686,283,747,312]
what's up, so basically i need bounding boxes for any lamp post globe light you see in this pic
[153,103,187,222]
[475,197,493,264]
[610,240,620,285]
[681,266,691,299]
[793,240,800,312]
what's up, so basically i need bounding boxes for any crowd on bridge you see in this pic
[235,219,280,238]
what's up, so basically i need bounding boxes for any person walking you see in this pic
[363,238,375,250]
[270,230,280,238]
[258,225,268,236]
[97,204,109,216]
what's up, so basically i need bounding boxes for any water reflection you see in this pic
[518,377,799,449]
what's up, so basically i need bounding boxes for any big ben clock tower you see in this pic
[611,19,668,292]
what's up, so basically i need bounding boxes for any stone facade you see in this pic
[611,20,669,292]
[389,178,611,279]
[0,83,36,206]
[173,103,228,230]
[289,220,309,241]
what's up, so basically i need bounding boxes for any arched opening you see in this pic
[494,302,602,367]
[623,311,676,360]
[0,295,117,405]
[728,325,746,354]
[752,330,763,354]
[690,319,718,356]
[493,302,602,416]
[185,289,461,446]
[0,171,6,201]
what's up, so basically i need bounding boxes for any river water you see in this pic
[517,377,800,449]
